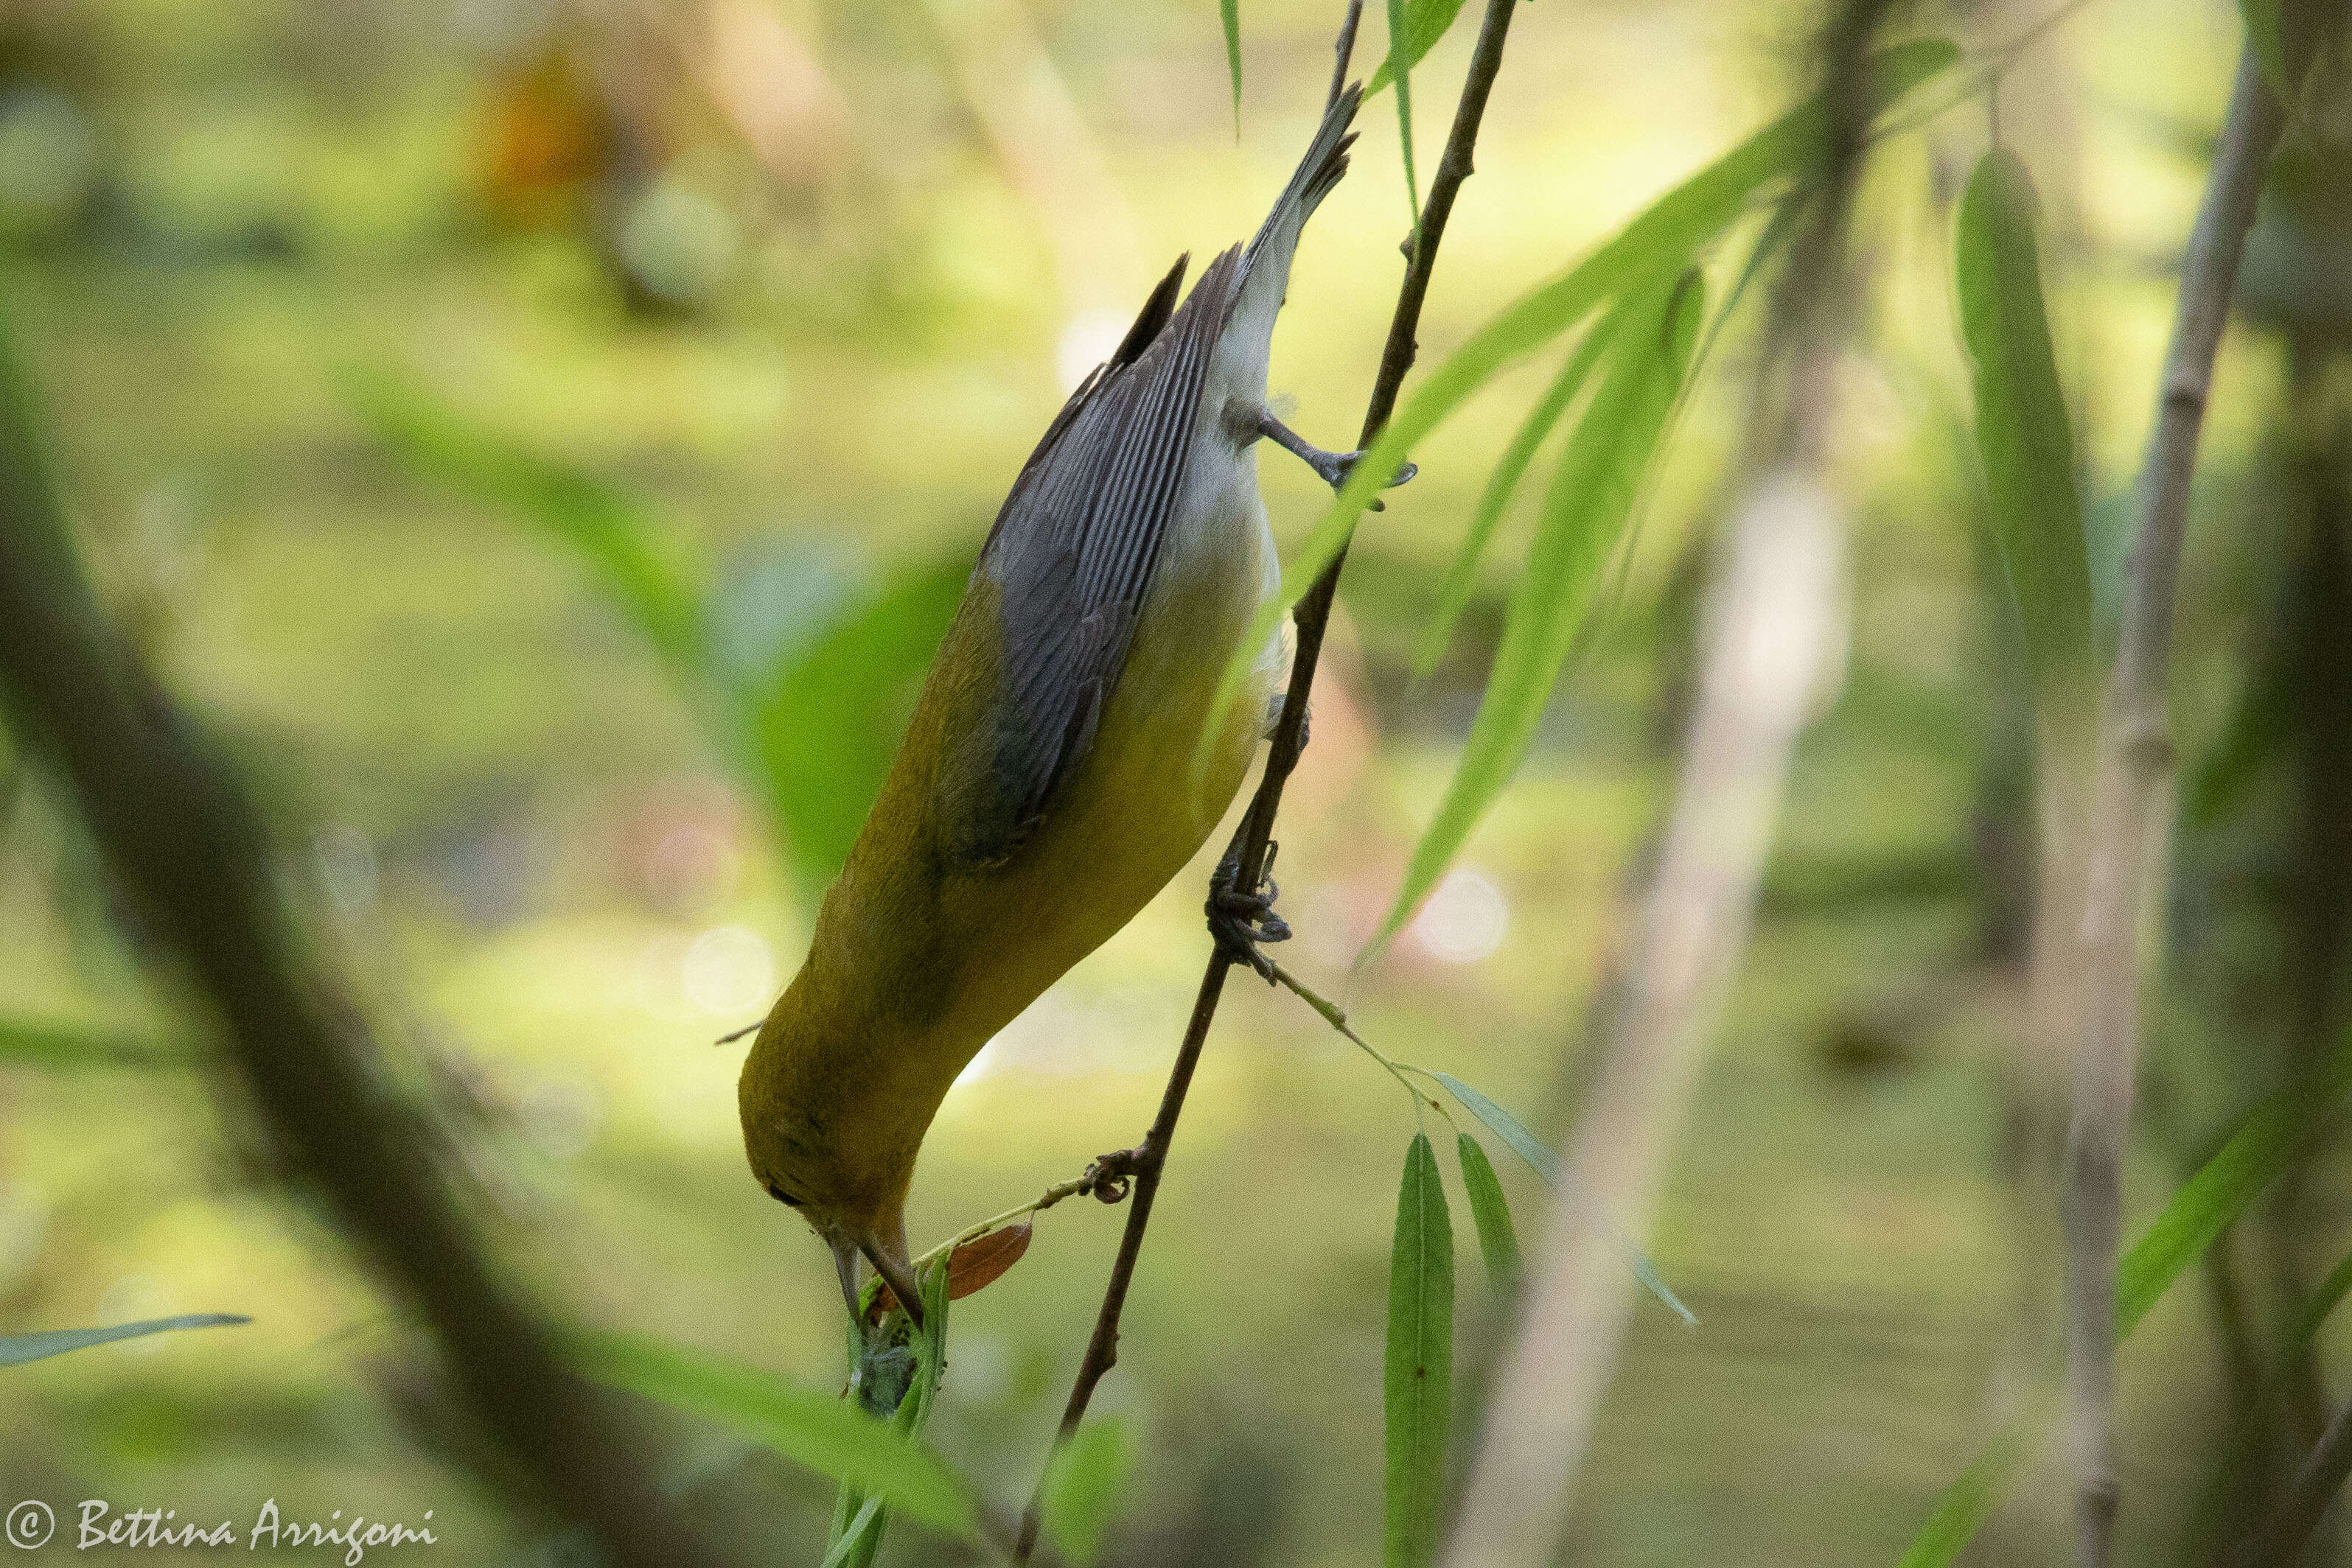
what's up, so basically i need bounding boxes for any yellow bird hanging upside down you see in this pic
[739,84,1410,1323]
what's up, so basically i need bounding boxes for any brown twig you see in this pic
[0,328,735,1567]
[2061,43,2283,1568]
[1436,4,1895,1562]
[1009,1,1524,1558]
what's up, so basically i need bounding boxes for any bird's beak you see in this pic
[859,1237,927,1331]
[830,1236,864,1323]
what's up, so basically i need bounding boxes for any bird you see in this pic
[739,84,1407,1324]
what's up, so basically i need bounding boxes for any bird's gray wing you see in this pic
[948,244,1245,865]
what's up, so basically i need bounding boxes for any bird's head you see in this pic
[740,1028,926,1326]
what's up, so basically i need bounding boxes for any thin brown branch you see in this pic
[2062,43,2283,1568]
[0,329,735,1568]
[1436,4,1896,1562]
[1009,1,1524,1558]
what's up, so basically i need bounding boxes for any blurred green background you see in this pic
[0,0,2331,1562]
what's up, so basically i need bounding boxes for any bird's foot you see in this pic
[1207,839,1290,982]
[1253,410,1417,509]
[1261,690,1311,746]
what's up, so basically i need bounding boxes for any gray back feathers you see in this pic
[951,88,1361,864]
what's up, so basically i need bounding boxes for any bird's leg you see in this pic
[1207,836,1290,983]
[1250,407,1417,506]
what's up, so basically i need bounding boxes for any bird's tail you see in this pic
[1240,83,1363,288]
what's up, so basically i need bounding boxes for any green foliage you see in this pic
[1220,0,1243,132]
[349,373,961,909]
[1896,1060,2349,1561]
[1206,35,1958,771]
[830,1259,954,1568]
[346,369,705,678]
[1386,0,1423,235]
[1893,1424,2031,1568]
[1411,317,1615,679]
[2241,0,2292,98]
[1433,1072,1695,1326]
[574,1328,980,1542]
[0,1314,248,1368]
[751,560,967,902]
[2118,1080,2334,1334]
[1953,149,2093,694]
[1366,0,1473,97]
[1378,271,1700,949]
[1455,1133,1521,1297]
[1384,1133,1453,1568]
[0,1015,188,1069]
[1040,1418,1140,1566]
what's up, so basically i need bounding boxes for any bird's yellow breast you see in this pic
[738,473,1279,1238]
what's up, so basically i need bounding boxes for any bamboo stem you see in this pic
[2061,44,2282,1568]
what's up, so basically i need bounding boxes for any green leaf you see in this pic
[1895,1059,2350,1563]
[1387,0,1423,237]
[1379,271,1701,948]
[1366,0,1472,97]
[1385,1133,1454,1568]
[344,370,706,676]
[1,1314,248,1368]
[1204,37,1958,758]
[1456,1133,1521,1297]
[1894,1424,2031,1568]
[1041,1418,1140,1566]
[834,1259,953,1568]
[575,1331,980,1541]
[1432,1072,1695,1326]
[2118,1082,2331,1334]
[1411,317,1617,680]
[1219,0,1243,132]
[0,1016,189,1070]
[1953,149,2092,693]
[748,557,964,904]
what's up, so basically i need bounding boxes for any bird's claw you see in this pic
[1207,841,1290,983]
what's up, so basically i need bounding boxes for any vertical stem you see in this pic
[1011,0,1523,1558]
[2062,43,2281,1568]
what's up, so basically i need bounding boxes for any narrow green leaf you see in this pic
[1456,1133,1521,1298]
[820,1498,884,1568]
[1219,0,1243,133]
[0,1016,188,1070]
[1,1314,248,1368]
[1433,1072,1695,1327]
[343,371,706,675]
[2118,1083,2331,1334]
[1201,37,1958,761]
[1411,317,1617,679]
[1041,1418,1140,1566]
[1385,1133,1454,1568]
[1379,272,1701,948]
[1365,0,1472,97]
[575,1331,980,1540]
[1386,0,1423,236]
[1896,1058,2350,1564]
[1953,149,2092,692]
[837,1259,954,1568]
[1894,1424,2031,1568]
